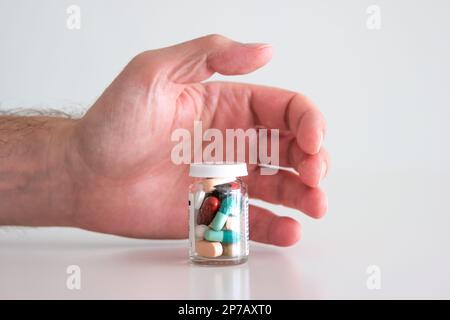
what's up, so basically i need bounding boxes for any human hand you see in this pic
[61,35,329,246]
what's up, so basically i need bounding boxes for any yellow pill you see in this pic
[195,240,223,258]
[222,243,241,257]
[224,216,240,231]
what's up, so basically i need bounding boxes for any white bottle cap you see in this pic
[189,162,248,178]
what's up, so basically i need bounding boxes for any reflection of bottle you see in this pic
[189,263,250,299]
[188,163,249,265]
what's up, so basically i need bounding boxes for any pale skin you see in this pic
[0,35,329,246]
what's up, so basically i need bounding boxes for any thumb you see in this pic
[136,34,273,84]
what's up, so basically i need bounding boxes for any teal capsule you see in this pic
[218,196,235,215]
[209,211,229,231]
[204,229,240,244]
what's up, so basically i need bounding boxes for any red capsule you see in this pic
[215,182,240,194]
[198,196,220,225]
[230,182,240,190]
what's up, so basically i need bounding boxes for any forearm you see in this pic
[0,116,75,226]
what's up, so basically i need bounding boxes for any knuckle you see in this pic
[202,33,229,47]
[295,93,324,119]
[296,92,313,108]
[130,50,152,65]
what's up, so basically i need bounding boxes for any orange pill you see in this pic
[195,240,223,258]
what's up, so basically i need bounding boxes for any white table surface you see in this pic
[1,171,449,299]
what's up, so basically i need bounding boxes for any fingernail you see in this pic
[320,161,327,181]
[243,42,272,49]
[315,130,323,154]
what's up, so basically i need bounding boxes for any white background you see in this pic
[1,0,449,299]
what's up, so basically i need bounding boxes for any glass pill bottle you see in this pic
[188,163,249,265]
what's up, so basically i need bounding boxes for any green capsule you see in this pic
[204,229,240,244]
[210,211,229,231]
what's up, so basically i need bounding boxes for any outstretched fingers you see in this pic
[278,135,330,187]
[245,169,328,219]
[249,205,301,246]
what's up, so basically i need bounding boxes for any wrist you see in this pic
[0,116,79,227]
[45,118,79,227]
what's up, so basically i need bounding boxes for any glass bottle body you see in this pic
[189,177,249,265]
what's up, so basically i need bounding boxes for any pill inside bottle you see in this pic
[188,162,249,265]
